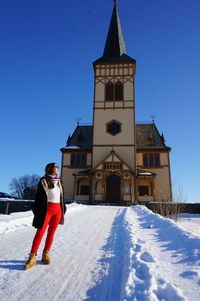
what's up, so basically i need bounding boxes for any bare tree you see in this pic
[171,184,187,222]
[9,174,40,200]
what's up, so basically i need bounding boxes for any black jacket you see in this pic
[32,177,67,229]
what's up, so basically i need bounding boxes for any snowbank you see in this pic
[0,202,88,235]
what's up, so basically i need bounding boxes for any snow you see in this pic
[138,172,153,176]
[175,213,200,237]
[0,202,86,235]
[64,146,80,149]
[0,198,33,202]
[0,204,199,301]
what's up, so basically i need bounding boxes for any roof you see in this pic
[73,169,92,176]
[94,2,135,64]
[64,123,170,151]
[136,123,170,150]
[64,126,93,150]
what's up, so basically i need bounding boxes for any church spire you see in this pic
[103,0,127,58]
[94,0,135,64]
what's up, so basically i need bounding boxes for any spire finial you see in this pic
[150,115,156,124]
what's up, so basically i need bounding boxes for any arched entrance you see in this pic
[106,174,121,203]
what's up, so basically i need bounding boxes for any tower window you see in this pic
[107,120,121,135]
[115,81,123,100]
[105,82,114,101]
[105,81,123,101]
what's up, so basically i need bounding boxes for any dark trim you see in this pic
[60,148,92,153]
[137,148,171,152]
[93,144,135,147]
[93,107,134,110]
[63,165,91,169]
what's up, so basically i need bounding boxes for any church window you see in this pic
[107,120,121,135]
[115,81,123,100]
[154,153,160,167]
[70,153,87,167]
[139,186,149,196]
[80,185,90,195]
[143,154,148,167]
[143,153,160,167]
[149,153,154,166]
[105,81,123,101]
[105,82,114,101]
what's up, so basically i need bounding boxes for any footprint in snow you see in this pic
[140,251,155,263]
[133,244,142,252]
[154,281,187,301]
[180,271,199,280]
[157,278,165,285]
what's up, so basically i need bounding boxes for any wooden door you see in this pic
[106,174,121,203]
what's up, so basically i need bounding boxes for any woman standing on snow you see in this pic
[24,162,66,270]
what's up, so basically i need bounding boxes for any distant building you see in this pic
[61,2,172,204]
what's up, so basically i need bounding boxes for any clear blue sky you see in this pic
[0,0,199,202]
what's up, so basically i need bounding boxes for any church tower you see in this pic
[91,0,137,203]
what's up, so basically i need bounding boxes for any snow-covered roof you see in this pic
[64,146,80,149]
[137,169,156,176]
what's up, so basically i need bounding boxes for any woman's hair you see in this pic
[45,162,58,189]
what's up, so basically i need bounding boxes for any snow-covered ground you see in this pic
[0,198,32,202]
[0,204,199,301]
[175,213,200,237]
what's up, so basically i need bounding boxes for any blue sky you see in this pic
[0,0,199,203]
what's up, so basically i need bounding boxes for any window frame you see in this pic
[143,153,160,168]
[105,81,123,102]
[70,152,87,168]
[138,185,150,196]
[80,185,90,195]
[105,81,114,101]
[106,120,122,136]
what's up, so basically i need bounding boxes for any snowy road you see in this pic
[0,205,200,301]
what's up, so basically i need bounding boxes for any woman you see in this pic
[24,163,67,270]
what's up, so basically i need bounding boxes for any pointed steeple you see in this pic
[94,0,135,64]
[103,1,127,58]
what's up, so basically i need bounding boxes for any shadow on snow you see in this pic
[134,207,200,265]
[84,208,131,301]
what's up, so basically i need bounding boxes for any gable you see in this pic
[94,150,133,172]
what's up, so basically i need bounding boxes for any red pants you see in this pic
[31,202,62,254]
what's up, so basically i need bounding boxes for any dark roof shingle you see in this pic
[65,123,170,151]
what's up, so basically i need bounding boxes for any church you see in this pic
[60,1,172,205]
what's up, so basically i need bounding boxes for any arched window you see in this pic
[105,81,124,101]
[105,82,114,101]
[115,81,123,101]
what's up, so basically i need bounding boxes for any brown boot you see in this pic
[24,253,37,270]
[42,250,52,264]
